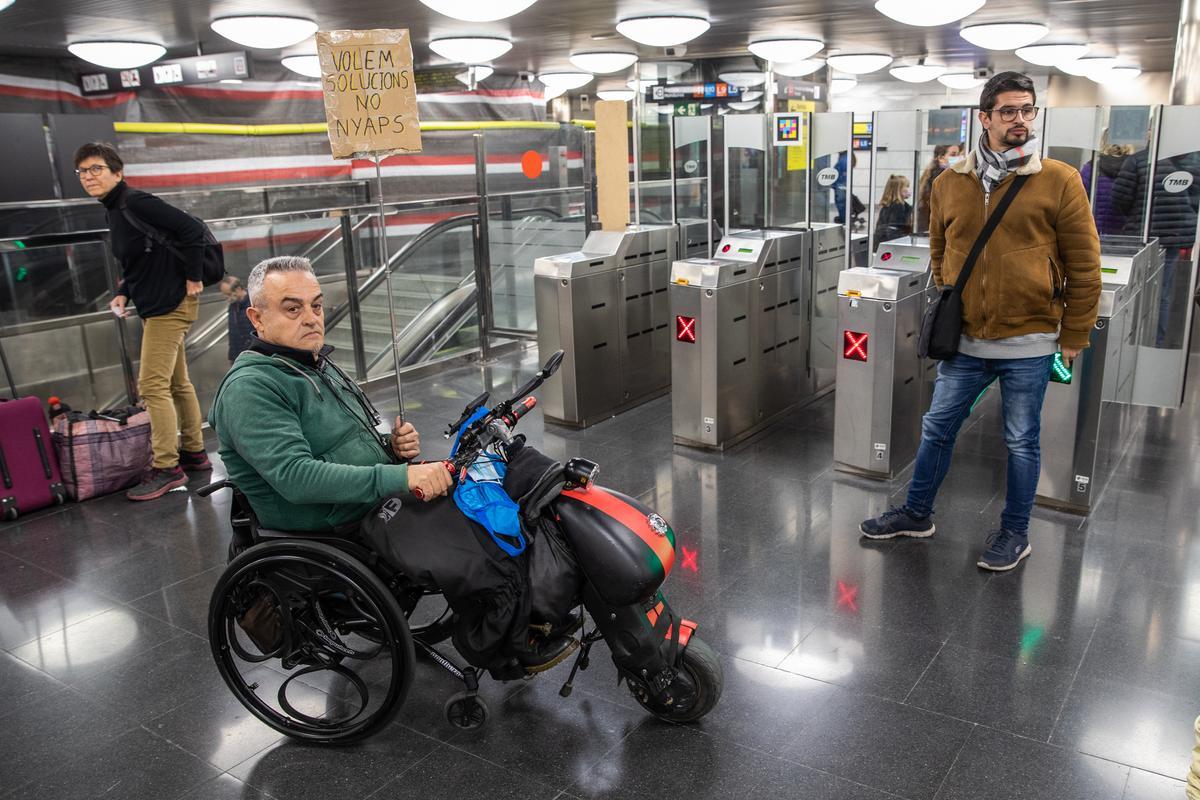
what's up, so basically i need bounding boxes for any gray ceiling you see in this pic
[0,0,1183,83]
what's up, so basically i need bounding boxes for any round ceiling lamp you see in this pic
[281,55,321,77]
[616,15,710,47]
[455,65,495,85]
[569,52,638,74]
[0,0,15,11]
[1102,66,1141,83]
[773,59,825,77]
[728,100,761,111]
[739,90,764,102]
[830,77,858,95]
[718,71,767,87]
[418,0,537,22]
[538,71,594,90]
[825,53,893,74]
[210,16,318,49]
[597,89,636,101]
[959,22,1048,50]
[874,0,986,27]
[1059,55,1116,77]
[430,37,512,64]
[938,72,987,89]
[68,41,166,69]
[889,63,947,82]
[747,38,825,63]
[1015,43,1088,66]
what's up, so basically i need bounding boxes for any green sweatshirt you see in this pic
[210,349,408,531]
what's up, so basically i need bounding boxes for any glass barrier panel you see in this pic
[869,110,922,251]
[724,113,767,230]
[0,239,112,326]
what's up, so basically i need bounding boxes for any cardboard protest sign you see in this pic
[595,100,630,232]
[316,29,422,159]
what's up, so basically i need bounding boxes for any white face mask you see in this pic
[946,155,964,167]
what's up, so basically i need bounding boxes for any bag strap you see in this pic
[118,196,188,263]
[951,174,1031,294]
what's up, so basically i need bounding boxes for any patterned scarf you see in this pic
[976,130,1037,194]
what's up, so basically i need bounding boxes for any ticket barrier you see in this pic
[833,236,934,478]
[1036,237,1160,513]
[534,224,694,428]
[669,229,814,450]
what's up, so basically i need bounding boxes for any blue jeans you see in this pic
[905,353,1054,535]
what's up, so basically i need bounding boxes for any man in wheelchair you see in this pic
[209,256,578,678]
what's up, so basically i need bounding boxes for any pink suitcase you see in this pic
[0,397,67,521]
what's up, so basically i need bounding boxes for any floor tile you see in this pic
[935,725,1128,800]
[74,542,219,603]
[12,726,218,800]
[0,649,64,720]
[905,643,1078,740]
[371,746,561,799]
[1121,767,1189,800]
[176,773,276,800]
[129,564,224,638]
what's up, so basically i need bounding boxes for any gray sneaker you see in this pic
[126,466,188,501]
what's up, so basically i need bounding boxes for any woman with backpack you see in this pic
[75,141,213,501]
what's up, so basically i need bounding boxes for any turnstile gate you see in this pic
[534,224,682,428]
[1036,238,1160,512]
[833,236,933,478]
[669,228,814,450]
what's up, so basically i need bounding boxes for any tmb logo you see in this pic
[1162,170,1193,194]
[817,168,840,187]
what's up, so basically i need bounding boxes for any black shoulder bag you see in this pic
[118,196,227,287]
[918,174,1030,360]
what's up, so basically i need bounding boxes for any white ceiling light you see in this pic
[831,77,858,95]
[938,72,987,89]
[1102,66,1142,83]
[543,85,568,101]
[1060,56,1116,77]
[889,63,947,83]
[281,55,321,78]
[719,71,767,87]
[874,0,985,27]
[569,52,638,74]
[210,16,318,50]
[1016,43,1088,66]
[959,22,1048,50]
[430,37,512,64]
[418,0,537,22]
[739,90,764,102]
[538,71,594,90]
[67,41,166,69]
[0,0,14,11]
[773,59,825,77]
[748,38,825,63]
[616,15,710,47]
[728,100,761,111]
[825,53,893,74]
[639,61,692,79]
[597,89,636,101]
[455,65,494,85]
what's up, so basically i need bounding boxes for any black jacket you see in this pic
[227,296,254,360]
[1109,151,1200,248]
[101,181,207,318]
[874,201,912,245]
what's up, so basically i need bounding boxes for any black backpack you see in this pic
[119,196,226,287]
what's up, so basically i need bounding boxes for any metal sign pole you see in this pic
[374,154,405,418]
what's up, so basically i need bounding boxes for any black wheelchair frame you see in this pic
[199,479,496,741]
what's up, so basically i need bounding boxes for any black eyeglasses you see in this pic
[74,165,109,177]
[988,105,1039,123]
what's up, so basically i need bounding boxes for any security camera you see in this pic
[974,67,992,79]
[519,71,533,82]
[662,45,687,57]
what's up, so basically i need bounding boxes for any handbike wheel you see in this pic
[631,636,723,724]
[208,540,415,744]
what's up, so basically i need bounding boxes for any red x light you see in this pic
[676,315,697,343]
[843,330,868,361]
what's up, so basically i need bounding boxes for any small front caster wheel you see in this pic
[444,692,489,730]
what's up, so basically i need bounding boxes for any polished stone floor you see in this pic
[2,346,1197,800]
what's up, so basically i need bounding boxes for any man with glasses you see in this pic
[860,72,1101,571]
[74,142,211,500]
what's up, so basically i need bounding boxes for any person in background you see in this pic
[219,276,254,363]
[75,141,211,501]
[874,174,913,246]
[1078,130,1131,236]
[916,143,963,234]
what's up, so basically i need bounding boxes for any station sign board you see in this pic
[78,51,251,96]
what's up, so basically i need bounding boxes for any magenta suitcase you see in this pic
[0,397,67,521]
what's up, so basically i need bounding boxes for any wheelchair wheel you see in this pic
[209,540,415,744]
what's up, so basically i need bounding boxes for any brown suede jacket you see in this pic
[929,149,1102,349]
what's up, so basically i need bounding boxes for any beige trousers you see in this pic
[138,295,204,469]
[1189,715,1200,799]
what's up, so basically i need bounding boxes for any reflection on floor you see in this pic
[2,346,1196,800]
